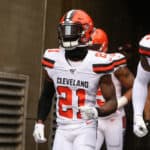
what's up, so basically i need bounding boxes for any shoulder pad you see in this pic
[44,48,60,57]
[41,48,60,68]
[139,34,150,49]
[139,34,150,57]
[109,52,127,68]
[92,52,114,73]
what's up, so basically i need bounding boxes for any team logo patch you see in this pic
[70,69,76,74]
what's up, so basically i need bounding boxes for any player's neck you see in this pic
[67,59,82,67]
[65,47,88,61]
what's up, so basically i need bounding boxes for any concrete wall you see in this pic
[0,0,63,149]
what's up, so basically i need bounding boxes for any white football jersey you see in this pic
[109,52,127,70]
[42,48,114,124]
[96,53,127,118]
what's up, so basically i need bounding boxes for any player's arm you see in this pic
[37,71,55,123]
[144,85,150,124]
[115,66,134,89]
[133,34,150,137]
[133,62,149,117]
[98,74,117,116]
[143,85,150,135]
[33,71,55,143]
[114,66,134,108]
[132,62,149,137]
[79,74,117,119]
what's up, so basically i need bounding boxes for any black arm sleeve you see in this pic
[37,78,55,121]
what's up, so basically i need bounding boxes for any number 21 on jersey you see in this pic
[57,86,86,119]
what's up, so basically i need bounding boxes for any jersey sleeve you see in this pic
[92,52,114,74]
[139,34,150,57]
[132,62,150,116]
[41,49,60,69]
[37,78,55,121]
[110,53,127,70]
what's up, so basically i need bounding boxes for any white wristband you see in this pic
[117,96,128,109]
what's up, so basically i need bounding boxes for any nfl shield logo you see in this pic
[70,69,76,74]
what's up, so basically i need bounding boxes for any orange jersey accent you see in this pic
[139,48,150,57]
[96,88,105,107]
[42,58,55,68]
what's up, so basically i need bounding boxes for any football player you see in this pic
[32,9,118,150]
[89,28,134,150]
[88,28,108,52]
[133,34,150,138]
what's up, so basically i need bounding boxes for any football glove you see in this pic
[133,115,148,137]
[33,123,47,143]
[117,96,128,109]
[79,106,98,120]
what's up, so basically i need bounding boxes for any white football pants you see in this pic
[95,116,125,150]
[52,122,97,150]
